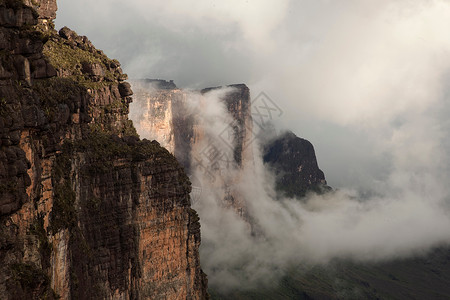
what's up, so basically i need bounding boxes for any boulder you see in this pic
[118,82,133,97]
[81,61,104,77]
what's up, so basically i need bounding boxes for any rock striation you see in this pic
[132,81,253,218]
[0,1,207,299]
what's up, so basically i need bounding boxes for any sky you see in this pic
[55,0,450,290]
[55,0,450,191]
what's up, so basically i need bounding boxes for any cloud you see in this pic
[57,0,450,291]
[129,86,450,291]
[55,0,450,188]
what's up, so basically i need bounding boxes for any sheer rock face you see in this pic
[132,81,253,218]
[21,0,57,30]
[0,2,207,299]
[263,131,330,198]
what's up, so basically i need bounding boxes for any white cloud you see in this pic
[56,0,450,290]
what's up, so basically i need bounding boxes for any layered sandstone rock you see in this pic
[132,80,330,220]
[0,1,207,299]
[132,81,253,218]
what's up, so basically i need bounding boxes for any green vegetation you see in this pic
[104,99,128,112]
[44,39,99,73]
[74,130,174,174]
[43,37,117,87]
[10,263,59,299]
[48,143,77,233]
[33,77,79,100]
[189,208,200,224]
[123,119,139,137]
[49,177,77,233]
[32,77,84,122]
[76,79,112,89]
[10,263,48,288]
[29,214,52,268]
[0,97,7,109]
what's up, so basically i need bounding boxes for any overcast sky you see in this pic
[55,0,450,191]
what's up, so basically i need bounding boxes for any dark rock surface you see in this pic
[118,81,133,97]
[139,78,177,90]
[263,131,330,198]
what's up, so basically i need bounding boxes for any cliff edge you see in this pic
[263,131,330,198]
[0,0,207,299]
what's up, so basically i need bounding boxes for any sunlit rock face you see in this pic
[131,81,254,219]
[0,2,207,299]
[131,80,193,170]
[131,80,331,222]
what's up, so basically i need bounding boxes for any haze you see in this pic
[56,0,450,289]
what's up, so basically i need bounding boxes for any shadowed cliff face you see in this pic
[263,131,330,198]
[0,1,207,299]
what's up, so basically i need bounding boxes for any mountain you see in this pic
[131,81,254,219]
[0,1,207,299]
[3,2,448,299]
[213,129,450,300]
[262,131,331,198]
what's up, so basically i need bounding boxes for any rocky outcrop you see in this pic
[200,84,254,167]
[263,131,330,198]
[0,1,207,299]
[131,81,185,163]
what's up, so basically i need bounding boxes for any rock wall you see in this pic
[132,81,253,218]
[131,81,185,162]
[132,81,330,220]
[263,131,330,198]
[0,1,207,299]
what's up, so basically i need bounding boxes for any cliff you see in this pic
[132,81,253,218]
[0,1,207,299]
[262,131,330,198]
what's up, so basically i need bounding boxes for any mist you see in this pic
[55,0,450,292]
[55,0,450,190]
[130,85,450,291]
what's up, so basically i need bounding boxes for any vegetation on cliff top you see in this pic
[1,1,202,298]
[48,130,183,232]
[44,39,99,71]
[76,130,178,173]
[43,31,125,89]
[32,77,84,122]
